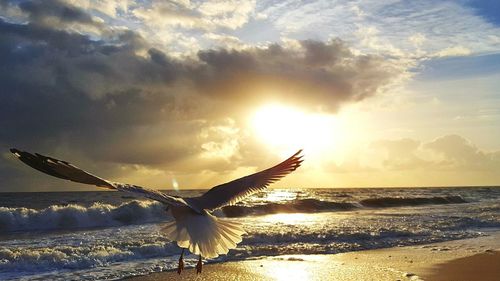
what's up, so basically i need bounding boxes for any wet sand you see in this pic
[421,251,499,281]
[125,232,500,281]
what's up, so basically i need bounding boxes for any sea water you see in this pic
[0,187,499,280]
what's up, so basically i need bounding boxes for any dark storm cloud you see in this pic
[18,0,96,26]
[194,39,396,111]
[0,1,400,190]
[0,18,187,166]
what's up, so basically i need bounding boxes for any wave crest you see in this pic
[359,195,467,208]
[222,196,468,217]
[222,199,357,217]
[0,200,167,232]
[0,242,179,274]
[0,195,469,231]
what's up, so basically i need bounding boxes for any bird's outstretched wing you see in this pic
[10,149,187,207]
[189,150,303,211]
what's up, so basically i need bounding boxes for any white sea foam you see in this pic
[0,200,167,232]
[0,242,179,272]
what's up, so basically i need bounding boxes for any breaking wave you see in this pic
[0,229,477,273]
[222,199,358,217]
[222,196,468,217]
[0,243,174,271]
[0,200,168,232]
[359,195,468,207]
[0,196,468,232]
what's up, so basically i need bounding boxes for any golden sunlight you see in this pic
[251,104,339,158]
[262,213,311,225]
[264,190,298,202]
[262,259,312,281]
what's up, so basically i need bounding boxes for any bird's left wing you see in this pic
[10,149,187,207]
[187,150,303,211]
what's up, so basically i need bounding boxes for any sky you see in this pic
[0,0,499,191]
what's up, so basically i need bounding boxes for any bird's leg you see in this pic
[196,255,203,274]
[177,248,185,275]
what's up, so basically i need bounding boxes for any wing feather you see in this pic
[10,148,186,207]
[190,150,303,211]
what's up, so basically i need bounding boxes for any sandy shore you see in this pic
[125,231,500,281]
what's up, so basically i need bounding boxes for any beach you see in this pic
[126,232,500,281]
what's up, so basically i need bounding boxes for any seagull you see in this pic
[10,148,303,274]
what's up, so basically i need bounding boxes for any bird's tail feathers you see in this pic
[161,213,245,259]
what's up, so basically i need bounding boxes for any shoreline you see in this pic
[124,231,500,281]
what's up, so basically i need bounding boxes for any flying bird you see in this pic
[10,148,303,274]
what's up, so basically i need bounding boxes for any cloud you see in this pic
[369,135,500,172]
[18,0,96,26]
[424,134,500,171]
[62,0,131,18]
[0,4,402,190]
[434,46,471,57]
[371,138,430,170]
[132,1,207,30]
[326,150,376,174]
[0,0,111,37]
[194,39,398,111]
[258,0,500,58]
[203,32,244,49]
[197,0,256,29]
[8,0,497,190]
[132,0,256,31]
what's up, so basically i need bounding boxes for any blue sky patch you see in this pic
[416,53,500,81]
[464,0,500,26]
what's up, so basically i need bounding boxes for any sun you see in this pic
[250,104,339,158]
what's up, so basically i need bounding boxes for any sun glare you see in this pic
[251,104,339,158]
[262,213,311,225]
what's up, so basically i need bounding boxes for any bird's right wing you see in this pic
[10,149,187,207]
[188,150,303,211]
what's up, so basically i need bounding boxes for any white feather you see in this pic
[162,206,246,258]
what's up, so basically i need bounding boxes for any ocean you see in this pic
[0,187,499,280]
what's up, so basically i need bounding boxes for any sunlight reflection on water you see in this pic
[264,190,298,203]
[261,213,311,224]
